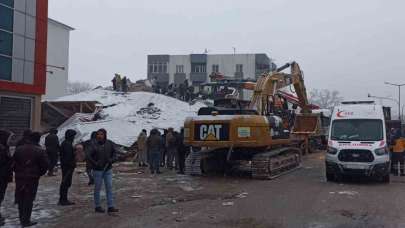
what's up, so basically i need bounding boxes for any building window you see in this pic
[0,0,14,7]
[0,30,13,56]
[0,55,12,80]
[0,5,14,31]
[192,64,206,73]
[176,65,184,73]
[236,64,243,73]
[212,64,219,73]
[149,62,168,73]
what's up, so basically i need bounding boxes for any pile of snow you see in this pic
[52,89,205,147]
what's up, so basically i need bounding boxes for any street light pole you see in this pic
[402,104,405,122]
[385,82,405,121]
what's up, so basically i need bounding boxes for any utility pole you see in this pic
[385,82,405,121]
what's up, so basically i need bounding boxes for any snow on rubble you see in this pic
[52,89,205,147]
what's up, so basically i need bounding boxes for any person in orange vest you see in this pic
[390,128,405,176]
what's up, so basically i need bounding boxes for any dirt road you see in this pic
[2,152,405,228]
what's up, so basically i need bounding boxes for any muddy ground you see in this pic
[2,153,405,228]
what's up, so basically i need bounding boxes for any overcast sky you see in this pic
[48,0,405,112]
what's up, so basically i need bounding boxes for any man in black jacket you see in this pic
[86,129,119,213]
[58,129,77,206]
[0,130,13,226]
[147,129,163,174]
[16,129,32,147]
[13,132,49,227]
[175,129,186,174]
[45,129,60,176]
[83,131,97,185]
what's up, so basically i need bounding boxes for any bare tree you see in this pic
[309,89,343,110]
[67,81,94,95]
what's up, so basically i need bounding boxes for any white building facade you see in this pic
[43,18,73,100]
[148,53,276,87]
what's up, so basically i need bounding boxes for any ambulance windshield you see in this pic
[331,119,383,141]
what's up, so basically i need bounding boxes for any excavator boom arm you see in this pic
[248,61,311,114]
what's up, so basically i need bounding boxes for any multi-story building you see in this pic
[147,53,275,87]
[0,0,48,134]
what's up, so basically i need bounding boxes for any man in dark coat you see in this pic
[147,129,163,174]
[165,128,177,169]
[83,131,97,185]
[16,129,32,147]
[85,129,119,213]
[45,129,60,176]
[175,129,186,174]
[111,77,117,91]
[0,130,13,226]
[58,129,77,206]
[122,77,128,93]
[160,129,167,167]
[13,132,49,227]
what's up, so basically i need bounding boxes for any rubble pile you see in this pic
[135,103,162,120]
[50,89,205,147]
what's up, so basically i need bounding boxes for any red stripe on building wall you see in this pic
[0,80,45,94]
[34,0,48,95]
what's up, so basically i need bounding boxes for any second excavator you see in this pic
[184,62,322,179]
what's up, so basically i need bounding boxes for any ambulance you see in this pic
[325,101,390,182]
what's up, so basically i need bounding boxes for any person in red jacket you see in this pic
[13,132,49,227]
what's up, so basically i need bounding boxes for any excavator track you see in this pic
[251,147,301,179]
[186,147,301,179]
[185,149,202,175]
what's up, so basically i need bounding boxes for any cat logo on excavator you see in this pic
[200,124,222,140]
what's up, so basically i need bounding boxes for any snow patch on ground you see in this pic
[330,190,359,196]
[337,191,358,196]
[53,89,205,147]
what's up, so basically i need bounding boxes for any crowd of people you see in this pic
[111,74,130,93]
[0,125,187,227]
[0,128,119,227]
[151,79,196,102]
[135,127,188,175]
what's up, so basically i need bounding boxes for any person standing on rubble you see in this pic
[13,132,49,227]
[83,131,97,185]
[59,129,77,206]
[165,128,177,170]
[122,77,128,93]
[0,130,13,226]
[147,129,163,174]
[137,129,148,167]
[111,76,117,91]
[86,129,119,213]
[45,128,60,176]
[116,75,122,92]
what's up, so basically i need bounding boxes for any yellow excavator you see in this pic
[183,62,322,179]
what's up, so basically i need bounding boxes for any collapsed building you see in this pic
[41,89,204,148]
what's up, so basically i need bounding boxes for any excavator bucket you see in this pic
[291,114,320,135]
